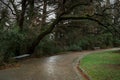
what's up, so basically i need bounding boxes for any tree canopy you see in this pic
[0,0,120,63]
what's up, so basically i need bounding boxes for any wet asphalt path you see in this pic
[0,48,119,80]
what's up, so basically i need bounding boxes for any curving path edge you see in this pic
[0,48,119,80]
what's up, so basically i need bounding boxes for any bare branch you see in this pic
[9,0,19,16]
[0,0,16,15]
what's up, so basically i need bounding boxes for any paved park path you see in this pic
[0,48,119,80]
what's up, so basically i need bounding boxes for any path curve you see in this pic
[0,48,119,80]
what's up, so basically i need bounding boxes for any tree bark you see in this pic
[27,17,61,54]
[18,0,27,31]
[29,0,34,20]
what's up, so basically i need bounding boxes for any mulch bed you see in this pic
[0,63,20,70]
[77,65,90,80]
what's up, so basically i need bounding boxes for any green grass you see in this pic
[80,51,120,80]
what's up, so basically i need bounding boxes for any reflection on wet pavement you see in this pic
[0,48,119,80]
[0,52,82,80]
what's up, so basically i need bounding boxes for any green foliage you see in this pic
[67,44,82,51]
[35,35,63,56]
[74,33,118,50]
[77,38,92,50]
[0,0,120,66]
[0,26,27,63]
[113,39,120,47]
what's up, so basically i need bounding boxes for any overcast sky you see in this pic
[110,0,114,3]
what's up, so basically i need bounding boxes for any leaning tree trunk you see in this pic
[26,0,87,54]
[27,0,59,55]
[27,17,61,54]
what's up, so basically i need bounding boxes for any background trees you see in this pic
[0,0,120,63]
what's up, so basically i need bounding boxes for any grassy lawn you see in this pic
[80,50,120,80]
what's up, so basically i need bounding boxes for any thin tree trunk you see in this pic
[29,0,34,20]
[18,0,27,31]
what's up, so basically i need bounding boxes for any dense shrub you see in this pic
[67,44,82,51]
[71,33,119,50]
[0,26,27,63]
[35,35,64,56]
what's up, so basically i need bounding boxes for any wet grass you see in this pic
[80,50,120,80]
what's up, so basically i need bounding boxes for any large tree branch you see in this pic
[61,16,115,34]
[27,16,62,54]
